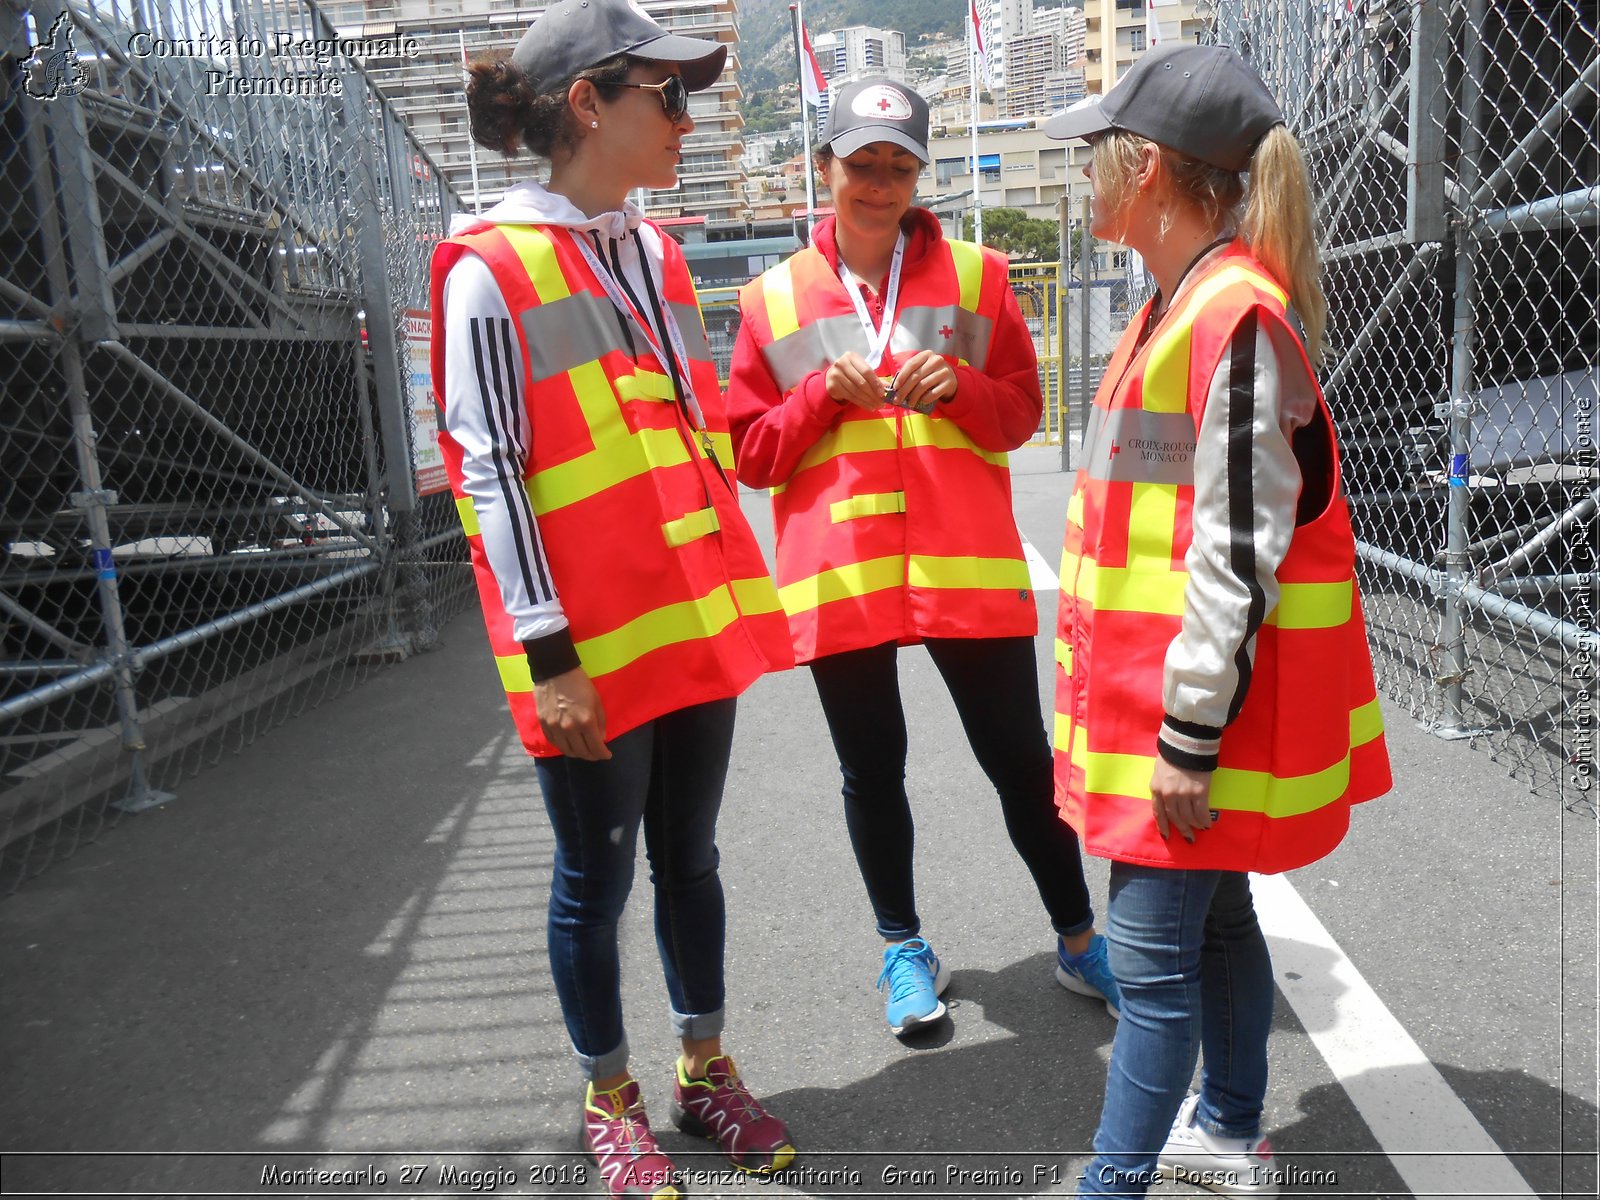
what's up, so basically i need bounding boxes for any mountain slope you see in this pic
[739,0,967,94]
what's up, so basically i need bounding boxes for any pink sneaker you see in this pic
[668,1055,796,1174]
[581,1080,682,1199]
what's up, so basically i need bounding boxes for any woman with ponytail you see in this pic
[433,3,796,1196]
[1046,45,1390,1197]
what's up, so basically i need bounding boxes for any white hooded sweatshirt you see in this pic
[440,180,677,645]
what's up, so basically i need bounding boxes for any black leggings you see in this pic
[808,637,1095,941]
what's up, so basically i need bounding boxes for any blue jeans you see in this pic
[534,698,734,1081]
[1078,864,1273,1196]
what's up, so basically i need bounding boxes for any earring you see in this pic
[590,120,599,128]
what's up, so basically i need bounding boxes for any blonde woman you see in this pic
[1046,45,1391,1197]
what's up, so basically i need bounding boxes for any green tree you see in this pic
[962,208,1065,262]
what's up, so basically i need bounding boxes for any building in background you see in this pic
[321,0,749,233]
[810,25,909,135]
[1081,0,1206,94]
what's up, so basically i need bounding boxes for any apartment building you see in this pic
[810,25,910,135]
[1081,0,1206,94]
[320,0,748,230]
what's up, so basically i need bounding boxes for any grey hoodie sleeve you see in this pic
[441,253,568,650]
[1156,309,1320,771]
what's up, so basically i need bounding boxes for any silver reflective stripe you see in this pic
[762,306,995,391]
[762,314,870,391]
[519,292,630,382]
[669,301,715,363]
[1082,408,1199,483]
[895,305,992,371]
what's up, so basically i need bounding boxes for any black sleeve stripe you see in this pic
[1224,311,1268,725]
[472,316,554,603]
[1164,714,1224,740]
[486,318,554,601]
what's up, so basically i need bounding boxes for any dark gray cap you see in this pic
[510,0,727,94]
[822,77,931,163]
[1044,43,1284,172]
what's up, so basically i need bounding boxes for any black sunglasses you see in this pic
[601,75,689,122]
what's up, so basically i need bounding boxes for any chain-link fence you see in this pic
[1,0,471,891]
[1209,0,1597,806]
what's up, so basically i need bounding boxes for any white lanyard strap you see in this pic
[836,231,906,372]
[567,229,705,428]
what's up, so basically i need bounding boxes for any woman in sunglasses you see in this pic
[431,3,796,1196]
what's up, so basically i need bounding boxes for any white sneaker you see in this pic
[1156,1093,1281,1197]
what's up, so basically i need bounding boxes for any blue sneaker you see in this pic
[1055,934,1122,1018]
[876,937,950,1036]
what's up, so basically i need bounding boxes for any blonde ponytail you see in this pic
[1240,125,1326,367]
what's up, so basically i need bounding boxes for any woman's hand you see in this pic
[892,350,958,413]
[1150,758,1213,842]
[535,666,611,761]
[824,352,888,410]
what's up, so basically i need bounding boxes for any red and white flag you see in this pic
[799,19,826,107]
[1146,0,1171,47]
[970,0,992,91]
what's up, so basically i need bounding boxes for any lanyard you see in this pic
[567,228,705,429]
[836,231,906,372]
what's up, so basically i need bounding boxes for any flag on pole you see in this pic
[969,0,992,91]
[1146,0,1172,47]
[799,19,826,107]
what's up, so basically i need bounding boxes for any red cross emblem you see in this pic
[939,325,954,339]
[1109,442,1122,458]
[877,97,893,112]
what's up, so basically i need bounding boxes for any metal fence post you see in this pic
[1079,197,1093,440]
[33,0,172,811]
[1057,192,1071,472]
[333,37,424,658]
[1435,0,1485,739]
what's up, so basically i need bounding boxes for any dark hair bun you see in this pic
[466,58,541,156]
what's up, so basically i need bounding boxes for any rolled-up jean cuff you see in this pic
[671,1007,724,1042]
[1055,914,1096,940]
[573,1036,630,1082]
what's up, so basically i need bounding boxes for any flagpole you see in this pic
[790,3,818,238]
[968,6,983,245]
[460,28,482,213]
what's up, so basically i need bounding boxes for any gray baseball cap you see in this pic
[1044,43,1284,172]
[822,77,931,163]
[510,0,727,94]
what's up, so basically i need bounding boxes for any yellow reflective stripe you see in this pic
[947,240,985,312]
[1067,488,1085,527]
[496,652,533,694]
[662,506,720,547]
[705,429,734,471]
[731,574,785,616]
[455,496,480,537]
[909,554,1032,591]
[1350,696,1385,746]
[1065,553,1355,629]
[1142,318,1193,415]
[500,225,571,302]
[577,584,742,677]
[830,491,906,522]
[1069,738,1355,819]
[528,425,691,514]
[615,370,676,402]
[792,414,1007,478]
[764,259,800,340]
[1053,710,1075,753]
[1127,483,1179,569]
[779,554,904,611]
[1056,638,1073,676]
[1275,581,1353,629]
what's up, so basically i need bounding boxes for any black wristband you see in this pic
[522,629,582,684]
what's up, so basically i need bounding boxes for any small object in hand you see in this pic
[881,376,901,407]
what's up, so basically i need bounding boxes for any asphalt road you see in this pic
[1,446,1594,1199]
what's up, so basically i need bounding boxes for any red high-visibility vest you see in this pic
[431,221,793,756]
[738,239,1036,662]
[1054,245,1391,872]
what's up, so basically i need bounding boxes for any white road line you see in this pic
[1021,535,1059,592]
[1252,871,1536,1197]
